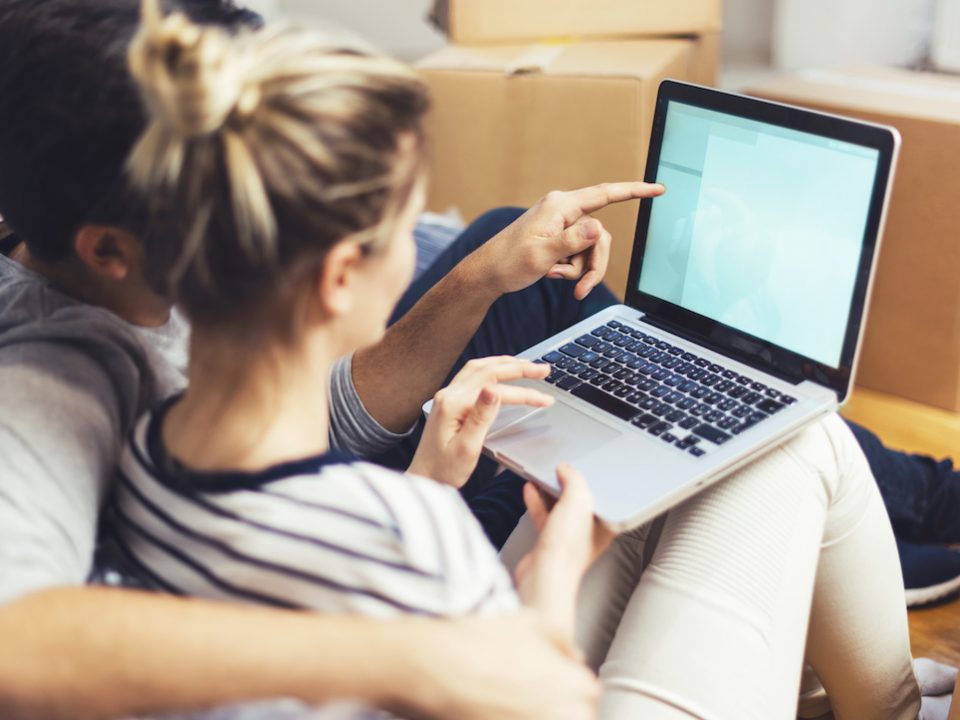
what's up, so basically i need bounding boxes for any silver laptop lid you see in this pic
[624,81,900,403]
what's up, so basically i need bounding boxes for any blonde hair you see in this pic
[126,0,428,334]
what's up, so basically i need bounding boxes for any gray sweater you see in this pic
[0,254,407,603]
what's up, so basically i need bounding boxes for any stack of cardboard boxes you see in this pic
[417,0,722,296]
[750,69,960,411]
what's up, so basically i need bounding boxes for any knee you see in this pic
[786,413,873,505]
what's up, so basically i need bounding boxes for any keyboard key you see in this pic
[732,404,752,418]
[637,362,656,375]
[701,375,720,388]
[693,424,732,445]
[688,368,707,381]
[652,369,671,381]
[642,336,657,345]
[748,412,768,423]
[636,346,656,358]
[570,384,639,421]
[679,381,699,394]
[647,422,672,436]
[661,357,680,369]
[704,410,723,423]
[590,327,608,338]
[764,388,780,399]
[626,341,645,352]
[664,391,685,404]
[656,341,670,351]
[703,392,723,406]
[614,335,632,348]
[665,374,684,387]
[727,385,747,399]
[589,375,606,386]
[576,334,600,349]
[603,380,624,393]
[630,330,648,340]
[590,358,611,370]
[689,446,706,457]
[678,397,697,410]
[560,343,587,358]
[709,364,723,374]
[579,351,600,364]
[751,381,766,392]
[667,345,683,356]
[736,375,751,385]
[631,414,657,429]
[734,414,766,434]
[578,369,598,381]
[637,379,656,393]
[625,392,644,405]
[742,391,763,405]
[715,380,734,393]
[718,399,738,412]
[682,352,696,361]
[543,351,565,364]
[690,403,709,417]
[677,435,700,448]
[613,368,631,380]
[652,403,671,417]
[690,386,709,400]
[661,432,678,443]
[679,416,700,430]
[607,320,622,329]
[603,347,623,358]
[639,396,659,410]
[557,375,582,391]
[546,370,564,384]
[722,370,738,380]
[651,386,670,398]
[718,416,739,430]
[781,394,797,405]
[666,410,686,423]
[568,362,588,375]
[756,399,785,414]
[695,358,710,368]
[614,386,631,398]
[594,342,612,354]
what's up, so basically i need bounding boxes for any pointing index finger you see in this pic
[561,181,665,224]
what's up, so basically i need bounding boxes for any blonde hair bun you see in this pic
[129,0,255,139]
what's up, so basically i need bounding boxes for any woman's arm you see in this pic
[0,587,599,720]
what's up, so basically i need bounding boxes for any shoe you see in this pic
[898,538,960,607]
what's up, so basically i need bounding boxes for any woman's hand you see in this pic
[515,465,616,638]
[408,357,554,488]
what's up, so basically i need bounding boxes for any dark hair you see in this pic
[0,0,261,262]
[127,1,429,337]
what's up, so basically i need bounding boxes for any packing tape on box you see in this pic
[506,43,570,75]
[801,69,960,104]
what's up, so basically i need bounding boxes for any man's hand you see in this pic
[403,611,601,720]
[467,182,665,301]
[408,357,553,488]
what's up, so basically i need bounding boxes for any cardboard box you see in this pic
[429,0,722,43]
[750,68,960,411]
[418,39,703,297]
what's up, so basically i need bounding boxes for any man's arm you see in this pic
[353,182,665,433]
[0,587,599,720]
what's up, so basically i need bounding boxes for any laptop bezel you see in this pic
[623,80,897,403]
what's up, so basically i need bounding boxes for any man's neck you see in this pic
[18,246,172,327]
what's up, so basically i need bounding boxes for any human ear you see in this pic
[73,225,141,281]
[315,241,364,319]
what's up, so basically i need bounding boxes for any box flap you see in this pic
[429,0,721,42]
[750,67,960,125]
[417,40,691,80]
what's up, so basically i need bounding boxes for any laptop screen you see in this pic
[636,101,881,369]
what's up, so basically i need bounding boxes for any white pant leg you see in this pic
[593,414,919,720]
[497,414,919,719]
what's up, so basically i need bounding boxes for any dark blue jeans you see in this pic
[377,207,618,548]
[384,208,960,549]
[846,420,960,543]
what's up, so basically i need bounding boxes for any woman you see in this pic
[111,2,925,717]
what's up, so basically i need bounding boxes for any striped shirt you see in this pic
[108,399,519,618]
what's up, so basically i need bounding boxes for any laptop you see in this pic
[478,80,900,531]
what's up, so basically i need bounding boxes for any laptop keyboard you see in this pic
[538,320,797,458]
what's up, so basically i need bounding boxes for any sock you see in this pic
[915,658,958,697]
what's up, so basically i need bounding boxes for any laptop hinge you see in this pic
[639,314,801,386]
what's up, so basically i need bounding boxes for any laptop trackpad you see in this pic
[487,401,620,478]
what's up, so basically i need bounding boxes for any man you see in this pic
[0,0,657,717]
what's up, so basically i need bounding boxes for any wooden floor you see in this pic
[841,388,960,666]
